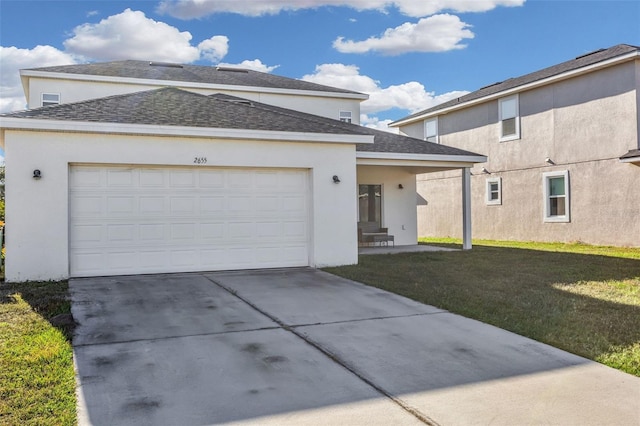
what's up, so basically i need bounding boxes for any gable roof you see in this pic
[0,87,483,160]
[393,44,640,126]
[22,60,366,98]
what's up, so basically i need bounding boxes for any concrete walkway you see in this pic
[358,244,457,255]
[70,268,640,426]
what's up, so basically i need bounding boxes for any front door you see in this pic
[358,184,382,228]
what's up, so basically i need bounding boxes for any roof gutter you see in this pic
[357,151,486,164]
[19,70,369,101]
[391,50,640,127]
[0,117,375,144]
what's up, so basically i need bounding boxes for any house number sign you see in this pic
[193,157,208,164]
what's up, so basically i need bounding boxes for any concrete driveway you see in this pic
[71,268,640,426]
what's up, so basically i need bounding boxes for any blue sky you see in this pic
[1,0,639,132]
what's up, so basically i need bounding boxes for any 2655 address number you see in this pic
[194,157,207,164]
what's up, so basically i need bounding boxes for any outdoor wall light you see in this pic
[398,184,404,189]
[545,158,555,165]
[33,169,42,180]
[332,175,340,184]
[481,167,490,174]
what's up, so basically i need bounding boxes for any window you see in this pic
[499,95,519,141]
[425,118,438,143]
[543,171,570,222]
[339,111,352,123]
[41,93,60,107]
[358,184,382,228]
[486,177,501,205]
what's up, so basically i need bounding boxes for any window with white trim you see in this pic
[41,93,60,107]
[543,171,570,222]
[424,118,438,143]
[499,95,519,141]
[339,111,352,123]
[486,177,501,205]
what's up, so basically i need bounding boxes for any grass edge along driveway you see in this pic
[326,238,640,377]
[0,280,76,426]
[0,239,638,424]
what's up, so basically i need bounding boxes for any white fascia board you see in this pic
[20,70,369,100]
[356,151,486,164]
[391,51,640,127]
[0,117,374,144]
[620,157,640,164]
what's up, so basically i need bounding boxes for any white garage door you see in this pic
[69,165,310,277]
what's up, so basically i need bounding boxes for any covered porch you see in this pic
[356,153,484,251]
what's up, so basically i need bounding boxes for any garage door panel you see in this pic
[139,169,165,187]
[199,171,225,188]
[107,169,134,186]
[69,166,310,277]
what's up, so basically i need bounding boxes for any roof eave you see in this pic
[391,50,640,127]
[19,69,369,101]
[0,117,375,144]
[356,151,486,166]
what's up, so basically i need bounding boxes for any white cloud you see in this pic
[63,8,228,63]
[361,114,398,133]
[157,0,525,19]
[393,0,525,17]
[198,36,230,62]
[334,14,474,55]
[301,63,468,114]
[217,59,279,73]
[0,45,77,113]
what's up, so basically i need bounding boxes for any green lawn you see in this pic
[0,281,76,425]
[326,238,640,376]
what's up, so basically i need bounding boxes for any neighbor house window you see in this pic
[499,95,519,141]
[543,171,570,222]
[41,93,60,107]
[339,111,352,123]
[486,177,501,205]
[425,118,438,143]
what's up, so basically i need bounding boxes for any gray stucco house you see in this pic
[392,44,640,247]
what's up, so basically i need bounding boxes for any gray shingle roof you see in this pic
[620,149,640,160]
[395,44,640,123]
[1,88,482,158]
[25,60,364,96]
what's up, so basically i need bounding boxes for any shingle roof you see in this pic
[620,149,640,160]
[24,60,364,96]
[1,88,482,158]
[395,44,640,123]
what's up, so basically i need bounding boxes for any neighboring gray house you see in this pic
[392,44,640,247]
[0,61,485,281]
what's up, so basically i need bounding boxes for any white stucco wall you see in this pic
[357,166,418,246]
[3,130,358,281]
[25,77,363,124]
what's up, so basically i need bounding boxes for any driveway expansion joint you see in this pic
[205,275,440,426]
[288,311,448,329]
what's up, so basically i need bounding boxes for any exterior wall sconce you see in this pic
[545,158,555,165]
[33,169,42,180]
[398,184,404,189]
[332,175,340,184]
[481,167,490,174]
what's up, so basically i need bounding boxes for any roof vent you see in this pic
[222,98,253,106]
[575,48,605,60]
[149,61,184,68]
[215,66,249,73]
[479,81,503,90]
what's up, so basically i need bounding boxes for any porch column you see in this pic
[462,167,472,250]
